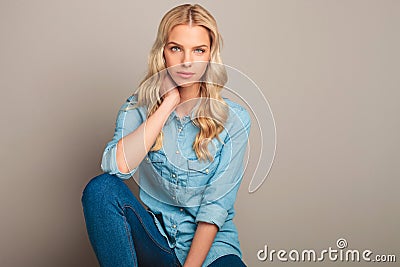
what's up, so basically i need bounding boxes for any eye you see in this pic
[194,48,206,54]
[170,46,181,52]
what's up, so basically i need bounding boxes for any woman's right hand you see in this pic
[160,70,180,109]
[116,71,181,174]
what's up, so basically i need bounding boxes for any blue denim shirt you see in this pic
[101,94,251,266]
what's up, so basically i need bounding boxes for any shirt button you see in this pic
[172,173,176,178]
[146,157,149,161]
[175,150,180,154]
[178,128,182,132]
[205,168,209,174]
[180,208,183,212]
[172,224,177,228]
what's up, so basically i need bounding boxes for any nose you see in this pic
[182,51,192,67]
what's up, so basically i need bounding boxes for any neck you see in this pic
[175,82,201,118]
[178,82,201,103]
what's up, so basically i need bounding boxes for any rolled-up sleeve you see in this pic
[100,95,144,180]
[195,105,251,230]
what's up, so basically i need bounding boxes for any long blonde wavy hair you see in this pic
[129,3,228,162]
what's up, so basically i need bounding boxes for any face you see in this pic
[163,24,211,88]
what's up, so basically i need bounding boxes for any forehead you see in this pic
[167,24,210,46]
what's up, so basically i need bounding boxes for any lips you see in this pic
[177,71,195,79]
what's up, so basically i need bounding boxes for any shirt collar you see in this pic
[165,98,200,125]
[165,108,197,125]
[165,106,197,124]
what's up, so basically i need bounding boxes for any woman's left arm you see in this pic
[184,105,252,267]
[183,222,218,267]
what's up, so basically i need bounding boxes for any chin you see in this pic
[177,82,195,88]
[171,77,195,88]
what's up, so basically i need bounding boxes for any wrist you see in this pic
[161,97,178,113]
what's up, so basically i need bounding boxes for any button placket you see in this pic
[170,218,178,237]
[175,119,186,188]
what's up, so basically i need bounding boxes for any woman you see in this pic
[81,3,251,267]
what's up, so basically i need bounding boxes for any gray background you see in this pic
[0,0,398,266]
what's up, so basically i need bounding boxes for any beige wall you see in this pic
[0,1,399,266]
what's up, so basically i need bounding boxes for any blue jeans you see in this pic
[81,173,246,267]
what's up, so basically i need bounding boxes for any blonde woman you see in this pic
[81,3,250,267]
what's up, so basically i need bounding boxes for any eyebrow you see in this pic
[166,41,209,48]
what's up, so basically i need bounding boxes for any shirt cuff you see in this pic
[195,203,228,230]
[101,143,138,180]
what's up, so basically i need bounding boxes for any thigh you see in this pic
[124,204,181,267]
[82,173,181,267]
[208,254,247,267]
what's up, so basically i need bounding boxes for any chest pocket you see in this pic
[147,150,166,176]
[186,152,221,187]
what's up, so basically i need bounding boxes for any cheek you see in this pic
[164,53,177,67]
[195,60,209,77]
[164,56,172,67]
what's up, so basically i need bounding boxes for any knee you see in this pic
[81,173,123,205]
